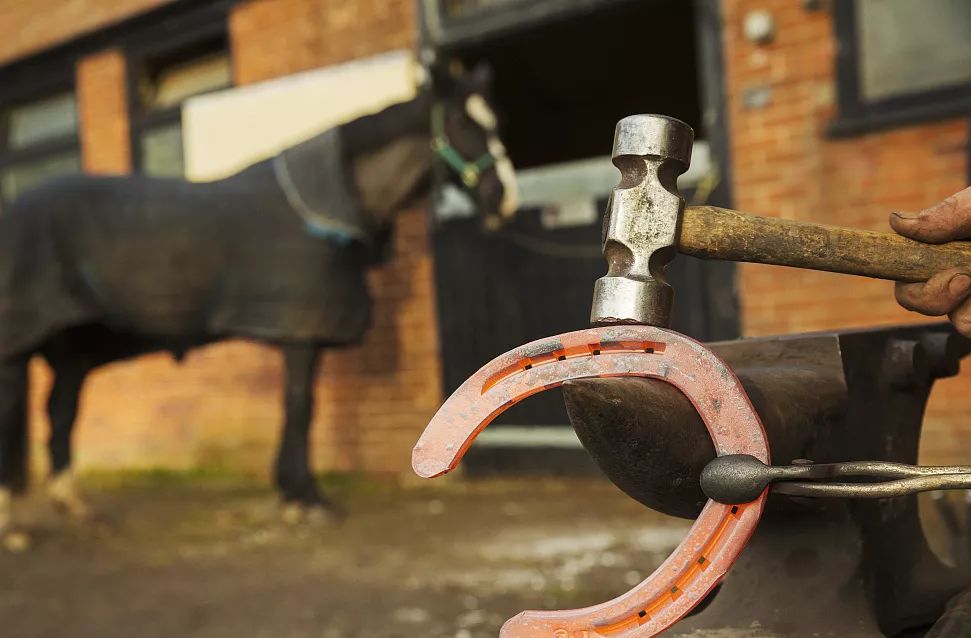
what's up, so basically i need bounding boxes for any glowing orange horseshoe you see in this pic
[413,325,769,637]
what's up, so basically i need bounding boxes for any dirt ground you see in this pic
[0,474,691,638]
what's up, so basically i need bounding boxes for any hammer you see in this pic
[592,114,971,327]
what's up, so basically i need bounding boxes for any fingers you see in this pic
[949,296,971,338]
[889,186,971,244]
[895,268,971,316]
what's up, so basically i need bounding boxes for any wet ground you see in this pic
[0,474,689,638]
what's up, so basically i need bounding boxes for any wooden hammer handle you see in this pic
[680,206,971,284]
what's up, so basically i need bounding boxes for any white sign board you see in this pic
[182,50,418,182]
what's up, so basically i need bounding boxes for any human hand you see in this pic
[890,186,971,336]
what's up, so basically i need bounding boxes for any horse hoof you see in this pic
[280,502,305,526]
[58,499,93,522]
[280,502,341,526]
[48,471,93,522]
[2,530,31,553]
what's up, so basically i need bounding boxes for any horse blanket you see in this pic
[0,131,381,360]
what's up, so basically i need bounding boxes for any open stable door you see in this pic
[423,0,738,473]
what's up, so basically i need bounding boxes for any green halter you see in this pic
[431,103,498,189]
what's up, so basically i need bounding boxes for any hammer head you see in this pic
[591,115,693,327]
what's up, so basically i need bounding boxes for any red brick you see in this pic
[77,49,131,174]
[0,0,168,65]
[724,0,970,463]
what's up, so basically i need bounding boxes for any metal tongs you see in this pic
[702,454,971,503]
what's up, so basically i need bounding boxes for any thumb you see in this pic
[889,186,971,244]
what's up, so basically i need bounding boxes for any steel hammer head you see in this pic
[591,115,694,327]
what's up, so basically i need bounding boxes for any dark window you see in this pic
[128,32,232,177]
[0,88,81,204]
[832,0,971,136]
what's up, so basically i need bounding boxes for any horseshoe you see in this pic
[413,325,769,637]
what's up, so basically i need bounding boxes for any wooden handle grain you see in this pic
[680,206,971,283]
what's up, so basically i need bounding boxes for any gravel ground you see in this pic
[0,474,690,638]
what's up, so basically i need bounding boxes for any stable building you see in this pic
[0,0,968,477]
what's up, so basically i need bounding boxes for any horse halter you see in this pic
[430,103,499,190]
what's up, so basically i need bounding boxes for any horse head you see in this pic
[430,62,519,230]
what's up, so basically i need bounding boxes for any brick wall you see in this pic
[77,49,132,174]
[722,0,971,463]
[20,0,439,480]
[20,0,966,476]
[229,0,414,85]
[0,0,168,65]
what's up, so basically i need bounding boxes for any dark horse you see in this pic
[0,66,517,537]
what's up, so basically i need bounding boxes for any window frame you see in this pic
[830,0,971,137]
[124,8,232,174]
[0,71,81,203]
[420,0,644,50]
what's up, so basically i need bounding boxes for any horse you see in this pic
[0,64,518,541]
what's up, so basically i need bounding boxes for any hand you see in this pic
[890,186,971,336]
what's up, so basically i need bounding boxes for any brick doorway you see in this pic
[424,0,738,474]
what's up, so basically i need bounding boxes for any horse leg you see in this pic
[46,363,91,521]
[0,357,31,551]
[274,344,334,523]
